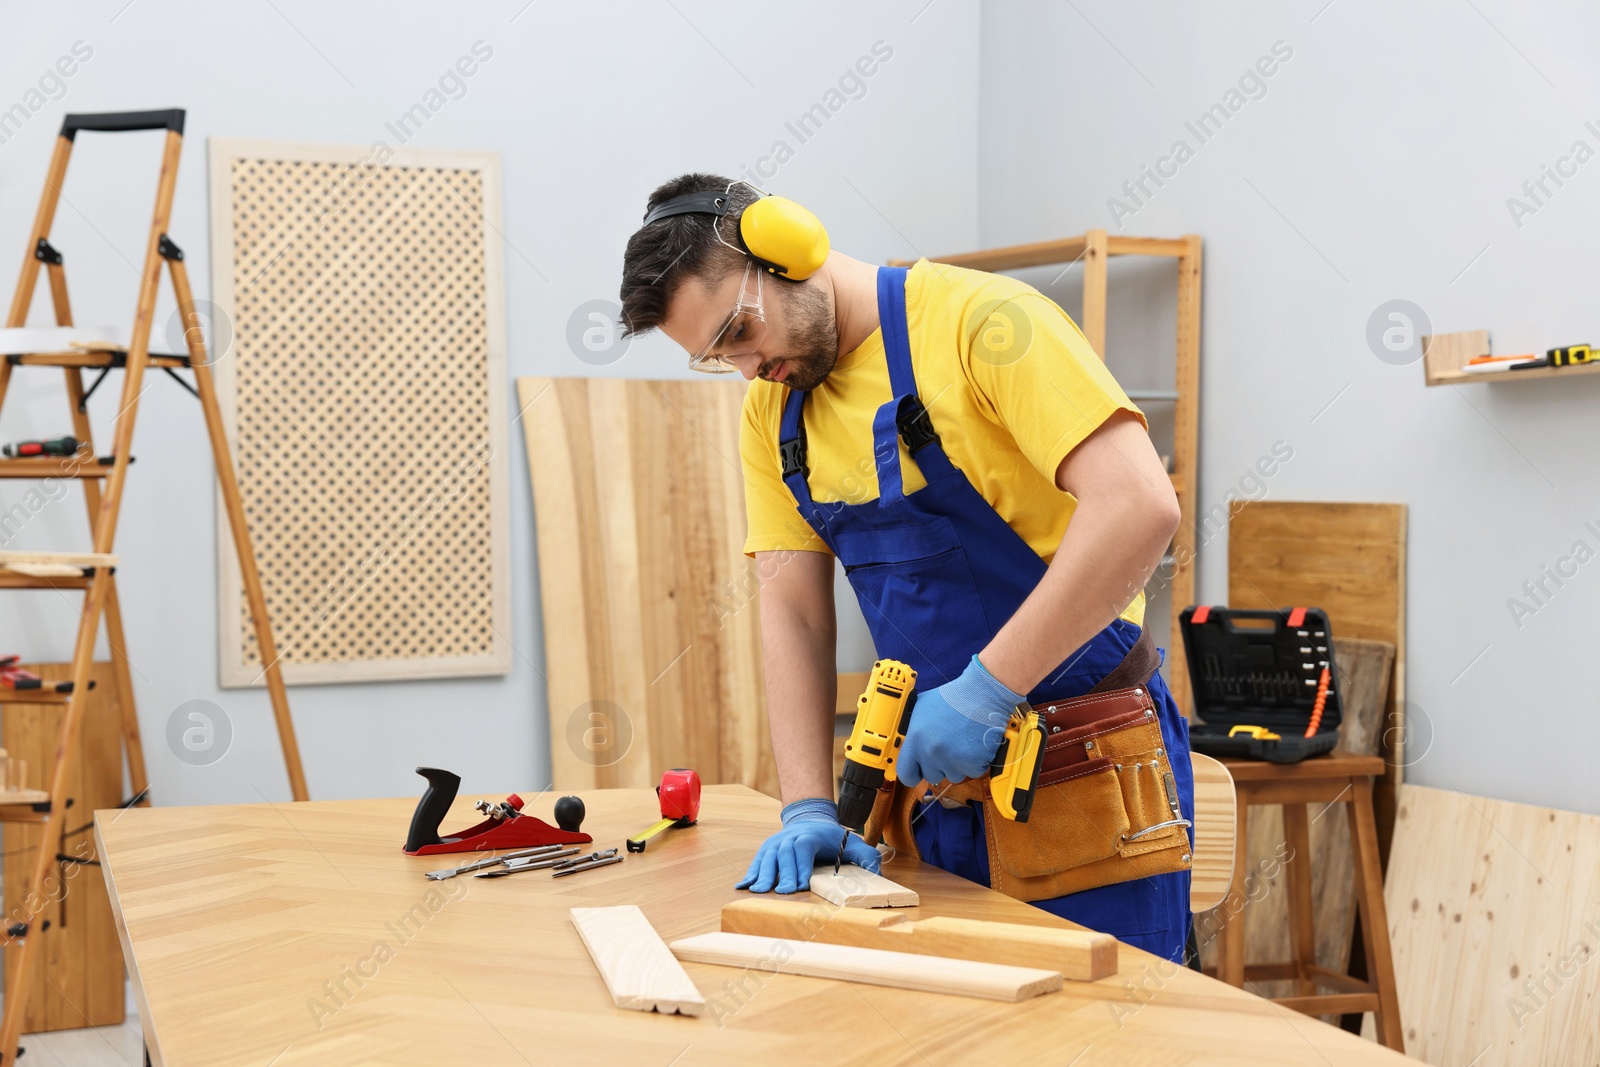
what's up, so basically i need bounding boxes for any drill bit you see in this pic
[835,828,848,876]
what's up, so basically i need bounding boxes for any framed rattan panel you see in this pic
[209,138,509,685]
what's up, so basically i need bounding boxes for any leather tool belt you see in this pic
[863,626,1193,902]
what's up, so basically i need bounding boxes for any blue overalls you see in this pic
[779,267,1194,961]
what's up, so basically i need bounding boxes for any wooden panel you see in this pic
[1228,501,1406,856]
[209,138,511,685]
[721,898,1117,980]
[570,905,704,1016]
[519,376,775,797]
[1420,329,1491,387]
[95,784,1414,1065]
[670,931,1063,1002]
[2,661,125,1032]
[1381,784,1600,1064]
[806,867,918,908]
[1197,640,1395,993]
[1189,752,1236,913]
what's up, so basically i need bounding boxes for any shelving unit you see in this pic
[890,228,1202,712]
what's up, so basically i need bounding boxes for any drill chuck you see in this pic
[837,763,884,835]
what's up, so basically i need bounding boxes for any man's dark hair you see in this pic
[619,174,760,338]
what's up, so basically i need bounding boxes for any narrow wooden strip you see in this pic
[721,898,1116,981]
[0,551,117,568]
[806,867,917,908]
[570,906,704,1016]
[670,932,1062,1002]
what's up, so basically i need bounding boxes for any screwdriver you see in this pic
[2,435,79,459]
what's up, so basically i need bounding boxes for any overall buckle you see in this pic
[780,438,808,479]
[897,399,939,453]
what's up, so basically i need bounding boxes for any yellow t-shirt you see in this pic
[739,258,1149,626]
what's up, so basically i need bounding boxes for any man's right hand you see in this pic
[735,798,882,894]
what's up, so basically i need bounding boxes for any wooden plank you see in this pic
[519,376,776,797]
[720,898,1116,980]
[0,551,116,568]
[1420,329,1491,387]
[1167,236,1202,715]
[1379,785,1600,1064]
[806,866,918,908]
[887,235,1089,272]
[671,931,1062,1002]
[1228,501,1406,861]
[1189,752,1236,912]
[2,661,125,1032]
[569,905,705,1017]
[209,138,512,686]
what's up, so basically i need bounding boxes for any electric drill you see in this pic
[834,659,1047,873]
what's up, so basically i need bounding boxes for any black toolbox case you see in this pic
[1179,605,1341,763]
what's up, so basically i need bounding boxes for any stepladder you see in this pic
[0,108,308,1064]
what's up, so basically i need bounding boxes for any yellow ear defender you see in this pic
[640,183,830,281]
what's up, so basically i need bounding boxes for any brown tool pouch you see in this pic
[863,626,1192,902]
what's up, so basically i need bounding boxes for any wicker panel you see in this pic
[209,139,509,685]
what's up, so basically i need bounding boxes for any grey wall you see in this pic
[0,2,978,805]
[978,1,1600,815]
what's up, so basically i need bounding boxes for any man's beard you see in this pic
[762,282,838,391]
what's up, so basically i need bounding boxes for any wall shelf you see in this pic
[1422,330,1600,387]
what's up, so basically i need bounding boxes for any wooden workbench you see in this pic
[94,785,1410,1066]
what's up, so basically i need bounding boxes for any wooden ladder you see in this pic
[0,109,308,1064]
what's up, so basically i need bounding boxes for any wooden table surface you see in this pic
[94,785,1412,1067]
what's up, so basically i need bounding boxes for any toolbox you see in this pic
[1178,605,1341,763]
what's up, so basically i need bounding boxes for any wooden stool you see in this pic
[1213,751,1404,1052]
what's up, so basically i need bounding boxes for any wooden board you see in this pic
[518,376,775,796]
[94,784,1415,1065]
[209,138,511,686]
[0,551,116,568]
[569,905,704,1016]
[670,931,1062,1002]
[2,661,125,1032]
[1228,501,1407,857]
[1189,752,1237,913]
[1196,638,1394,994]
[720,898,1117,980]
[806,866,919,908]
[1380,784,1600,1065]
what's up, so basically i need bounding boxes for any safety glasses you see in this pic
[689,261,767,373]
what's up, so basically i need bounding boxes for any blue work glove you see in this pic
[897,654,1024,787]
[735,798,882,894]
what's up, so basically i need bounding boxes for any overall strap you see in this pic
[872,266,953,507]
[778,386,815,509]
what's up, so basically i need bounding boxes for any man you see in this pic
[619,174,1193,961]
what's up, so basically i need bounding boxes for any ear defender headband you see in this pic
[641,183,830,281]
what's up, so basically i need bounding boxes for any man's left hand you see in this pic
[896,654,1025,786]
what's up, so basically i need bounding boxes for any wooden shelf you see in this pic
[0,455,113,478]
[0,684,87,705]
[0,790,49,806]
[1428,360,1600,387]
[1422,329,1600,387]
[7,350,189,369]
